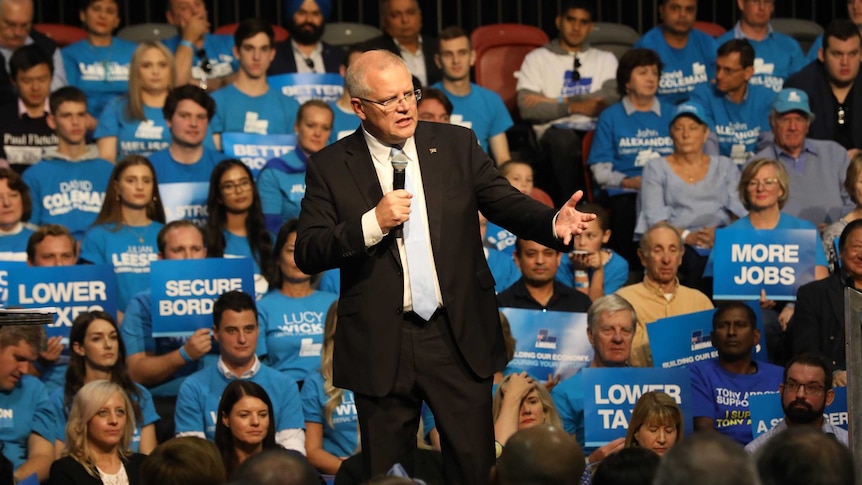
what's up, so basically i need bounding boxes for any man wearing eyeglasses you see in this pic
[268,0,343,75]
[745,353,847,452]
[295,49,596,485]
[165,0,238,92]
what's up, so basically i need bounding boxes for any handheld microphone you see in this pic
[391,153,409,238]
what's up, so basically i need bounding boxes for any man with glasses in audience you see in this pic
[164,0,237,91]
[745,353,847,452]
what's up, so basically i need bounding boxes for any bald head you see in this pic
[494,425,586,485]
[344,49,408,99]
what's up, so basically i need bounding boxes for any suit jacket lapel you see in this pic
[828,272,846,331]
[342,127,384,210]
[415,124,442,253]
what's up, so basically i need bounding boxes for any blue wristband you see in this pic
[179,39,196,51]
[179,346,193,363]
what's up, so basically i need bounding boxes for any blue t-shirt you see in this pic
[79,222,162,312]
[149,147,226,184]
[258,290,338,383]
[162,34,238,82]
[0,223,35,261]
[716,25,806,94]
[300,372,358,457]
[223,229,262,275]
[94,98,172,158]
[210,84,300,135]
[318,269,340,295]
[0,374,55,469]
[484,222,516,255]
[431,82,514,154]
[22,158,113,240]
[49,383,160,452]
[634,27,716,105]
[62,37,138,118]
[550,371,590,450]
[486,248,520,294]
[689,358,783,445]
[258,150,306,234]
[805,35,823,65]
[328,101,359,143]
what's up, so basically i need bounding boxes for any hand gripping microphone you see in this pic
[391,152,410,239]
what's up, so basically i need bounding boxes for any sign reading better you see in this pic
[222,133,297,178]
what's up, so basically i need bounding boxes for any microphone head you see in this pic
[391,153,409,172]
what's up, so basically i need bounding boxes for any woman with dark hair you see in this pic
[80,156,165,315]
[214,380,278,477]
[0,168,36,261]
[258,220,337,385]
[50,311,160,455]
[205,159,273,297]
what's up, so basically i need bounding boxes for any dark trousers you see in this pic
[354,310,494,485]
[536,127,585,207]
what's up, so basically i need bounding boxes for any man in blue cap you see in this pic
[268,0,344,75]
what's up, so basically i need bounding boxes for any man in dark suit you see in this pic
[360,0,441,86]
[268,0,344,75]
[295,49,594,484]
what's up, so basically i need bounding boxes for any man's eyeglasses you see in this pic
[197,48,213,74]
[571,57,582,82]
[784,379,825,395]
[358,89,422,112]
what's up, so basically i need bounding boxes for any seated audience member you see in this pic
[483,160,554,255]
[478,212,519,293]
[632,0,715,105]
[756,426,855,485]
[492,374,563,447]
[625,391,682,457]
[210,18,300,149]
[215,380,280,477]
[258,100,333,233]
[516,0,618,205]
[148,85,224,186]
[750,88,853,225]
[822,153,862,270]
[22,87,112,240]
[637,101,746,295]
[654,433,760,485]
[163,0,236,91]
[50,311,159,455]
[562,203,630,299]
[805,0,862,62]
[174,291,305,454]
[232,448,321,485]
[0,168,36,261]
[590,447,659,485]
[79,156,165,315]
[95,41,175,163]
[121,221,213,441]
[497,237,591,312]
[0,324,53,483]
[431,26,512,162]
[205,159,272,297]
[588,48,675,267]
[691,39,775,166]
[327,46,362,142]
[551,295,633,462]
[784,19,862,154]
[615,222,713,367]
[259,221,337,385]
[62,0,137,121]
[139,437,226,485]
[302,302,358,475]
[791,221,862,383]
[745,353,847,452]
[490,424,585,485]
[689,302,783,445]
[0,45,57,171]
[416,87,452,123]
[715,0,805,94]
[0,0,66,106]
[268,0,342,75]
[47,380,146,485]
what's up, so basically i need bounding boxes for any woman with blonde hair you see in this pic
[48,380,146,485]
[492,372,562,448]
[624,391,683,457]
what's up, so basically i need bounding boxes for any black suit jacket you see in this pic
[295,122,561,396]
[360,34,441,86]
[790,271,847,371]
[47,454,146,485]
[267,40,345,75]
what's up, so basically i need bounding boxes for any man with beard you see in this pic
[745,353,848,452]
[268,0,344,75]
[689,302,783,445]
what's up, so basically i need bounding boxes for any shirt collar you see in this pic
[18,97,49,118]
[732,21,775,40]
[217,354,261,379]
[622,96,662,116]
[642,275,680,297]
[290,39,323,57]
[392,35,423,50]
[361,127,418,165]
[774,139,818,159]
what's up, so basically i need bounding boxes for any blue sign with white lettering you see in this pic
[749,386,848,438]
[0,261,26,306]
[268,73,344,104]
[222,133,297,179]
[159,182,210,227]
[582,367,693,448]
[7,264,118,341]
[150,258,255,337]
[500,308,593,381]
[713,229,817,301]
[648,302,767,369]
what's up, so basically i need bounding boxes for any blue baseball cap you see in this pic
[771,88,813,117]
[670,101,709,126]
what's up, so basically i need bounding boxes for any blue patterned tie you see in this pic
[392,147,437,320]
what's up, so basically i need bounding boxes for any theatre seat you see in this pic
[770,18,824,54]
[588,23,639,60]
[693,21,728,38]
[117,23,177,43]
[321,22,382,46]
[33,24,87,47]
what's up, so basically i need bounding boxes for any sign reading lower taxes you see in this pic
[222,133,297,178]
[7,264,117,341]
[713,229,817,301]
[748,386,847,439]
[0,261,27,306]
[500,308,592,381]
[159,182,210,226]
[582,367,693,448]
[269,73,344,104]
[150,258,255,337]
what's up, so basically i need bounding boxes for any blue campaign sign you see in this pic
[268,73,344,104]
[713,229,817,301]
[500,308,593,381]
[222,133,297,178]
[582,367,693,448]
[159,182,210,226]
[0,261,27,306]
[150,258,255,337]
[749,386,848,438]
[7,264,118,341]
[648,301,767,368]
